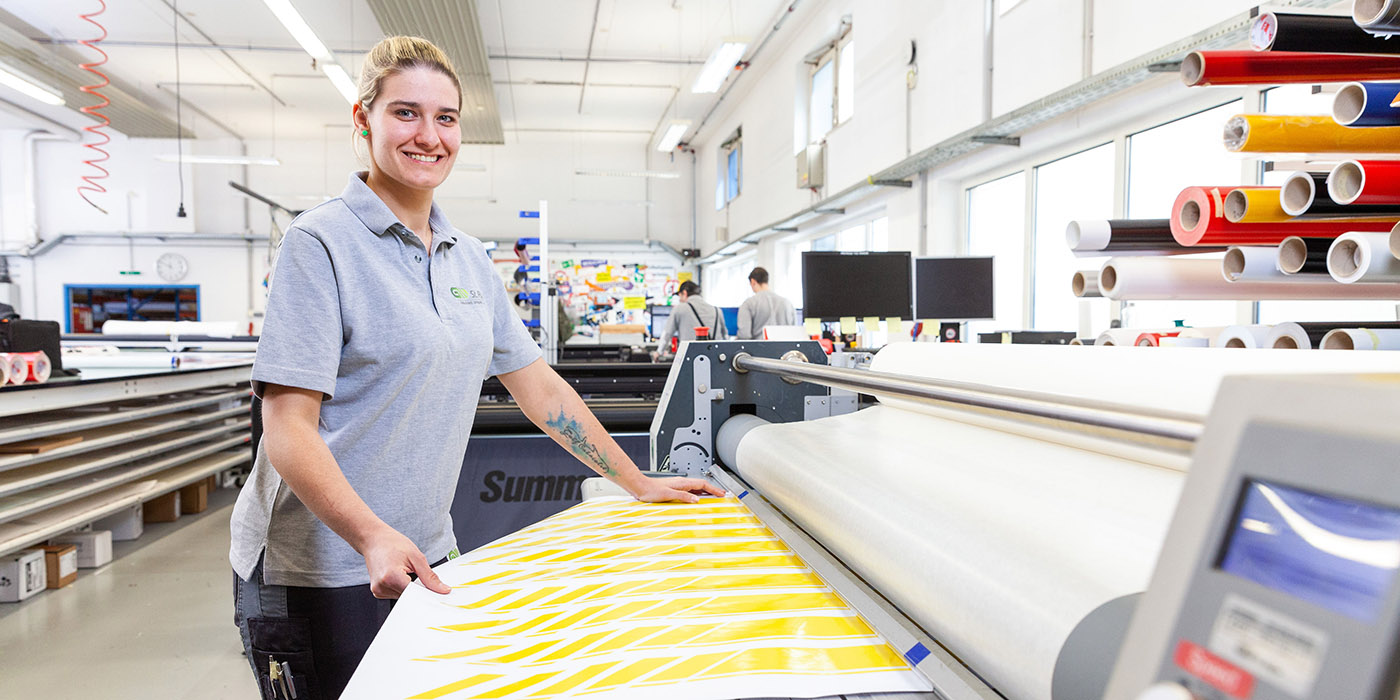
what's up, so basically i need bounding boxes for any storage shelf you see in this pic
[0,431,249,523]
[0,420,250,499]
[0,450,248,558]
[0,363,251,418]
[0,387,246,446]
[0,403,248,474]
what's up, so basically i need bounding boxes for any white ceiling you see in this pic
[0,0,789,149]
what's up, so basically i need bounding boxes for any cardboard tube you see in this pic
[1171,186,1394,246]
[1328,231,1400,283]
[1101,256,1400,300]
[1267,321,1400,348]
[1277,236,1333,274]
[1224,188,1290,223]
[1182,51,1400,86]
[1321,327,1400,350]
[1224,114,1400,154]
[1355,0,1400,34]
[1252,11,1400,53]
[1223,247,1284,281]
[1217,325,1275,349]
[1072,270,1102,298]
[1280,170,1400,218]
[1392,220,1400,259]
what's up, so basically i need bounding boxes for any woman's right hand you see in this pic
[361,527,451,599]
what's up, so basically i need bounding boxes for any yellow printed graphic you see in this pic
[352,496,926,700]
[407,673,504,699]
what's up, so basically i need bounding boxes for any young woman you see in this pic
[230,36,720,699]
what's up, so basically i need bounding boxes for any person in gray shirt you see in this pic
[737,267,797,339]
[657,280,728,356]
[230,36,720,699]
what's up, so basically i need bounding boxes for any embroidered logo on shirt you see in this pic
[450,287,484,304]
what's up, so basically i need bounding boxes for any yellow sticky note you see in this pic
[624,296,646,310]
[1000,332,1011,344]
[839,316,857,334]
[678,272,693,283]
[596,271,613,283]
[887,317,903,334]
[803,317,821,335]
[862,316,881,331]
[920,320,938,337]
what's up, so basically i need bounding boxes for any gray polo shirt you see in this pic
[660,294,728,349]
[230,172,540,587]
[737,289,797,339]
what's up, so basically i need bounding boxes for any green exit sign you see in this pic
[119,270,142,275]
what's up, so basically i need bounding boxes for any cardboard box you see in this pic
[178,480,209,515]
[49,530,112,568]
[39,545,77,589]
[206,474,218,493]
[143,491,180,524]
[0,549,47,602]
[92,505,143,541]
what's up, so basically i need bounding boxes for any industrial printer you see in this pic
[641,339,1400,700]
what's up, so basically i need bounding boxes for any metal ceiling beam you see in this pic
[577,0,601,114]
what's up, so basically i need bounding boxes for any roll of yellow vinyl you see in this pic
[1224,114,1400,153]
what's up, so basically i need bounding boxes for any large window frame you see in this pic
[715,127,742,211]
[805,25,854,147]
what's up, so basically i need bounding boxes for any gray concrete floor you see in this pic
[0,488,259,699]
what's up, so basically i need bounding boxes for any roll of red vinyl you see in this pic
[11,351,51,384]
[1328,160,1400,206]
[1134,332,1180,347]
[1171,186,1397,246]
[1,353,28,385]
[1181,51,1400,87]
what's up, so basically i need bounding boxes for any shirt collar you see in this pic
[339,172,459,248]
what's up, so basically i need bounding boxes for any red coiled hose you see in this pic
[77,0,110,214]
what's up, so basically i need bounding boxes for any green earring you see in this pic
[361,129,369,137]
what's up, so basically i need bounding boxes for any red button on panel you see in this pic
[1174,639,1255,699]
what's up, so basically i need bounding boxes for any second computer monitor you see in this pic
[914,257,994,320]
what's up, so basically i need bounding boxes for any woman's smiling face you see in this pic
[357,65,461,192]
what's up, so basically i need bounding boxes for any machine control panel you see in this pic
[1141,418,1400,700]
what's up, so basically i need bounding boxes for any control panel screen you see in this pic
[1219,480,1400,621]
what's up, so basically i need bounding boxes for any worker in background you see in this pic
[736,266,797,339]
[229,36,721,699]
[657,280,727,357]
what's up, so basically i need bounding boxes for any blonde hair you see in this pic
[357,36,462,112]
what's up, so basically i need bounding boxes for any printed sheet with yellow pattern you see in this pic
[341,496,932,699]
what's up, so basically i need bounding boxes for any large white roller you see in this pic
[733,405,1183,700]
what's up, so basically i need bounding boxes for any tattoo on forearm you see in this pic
[546,409,617,477]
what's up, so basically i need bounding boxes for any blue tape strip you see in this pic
[904,642,930,666]
[737,490,748,500]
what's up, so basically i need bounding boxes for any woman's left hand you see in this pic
[628,476,726,504]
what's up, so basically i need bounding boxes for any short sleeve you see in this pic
[251,227,343,399]
[486,274,542,377]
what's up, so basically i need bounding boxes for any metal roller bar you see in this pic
[731,353,1203,443]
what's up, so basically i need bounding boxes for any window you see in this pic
[715,128,742,210]
[1124,101,1246,329]
[1032,143,1114,333]
[837,39,855,125]
[778,216,887,311]
[809,56,835,143]
[804,21,853,146]
[704,253,755,308]
[966,172,1026,334]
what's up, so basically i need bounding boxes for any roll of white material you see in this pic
[1159,336,1209,348]
[63,353,181,370]
[734,406,1183,700]
[868,342,1400,419]
[1327,231,1400,283]
[1177,326,1229,347]
[100,320,239,337]
[2,354,27,385]
[1094,328,1178,346]
[1221,246,1286,281]
[1265,322,1314,349]
[1102,256,1400,300]
[1320,328,1400,350]
[1216,324,1274,348]
[1072,270,1102,298]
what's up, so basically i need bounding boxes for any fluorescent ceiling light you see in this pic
[691,41,748,94]
[322,63,357,105]
[655,120,690,152]
[575,169,681,179]
[156,154,281,166]
[261,0,332,61]
[0,63,64,106]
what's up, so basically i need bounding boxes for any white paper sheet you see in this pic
[342,496,931,700]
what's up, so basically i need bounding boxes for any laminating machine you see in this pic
[642,340,1400,700]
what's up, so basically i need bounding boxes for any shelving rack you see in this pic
[0,363,253,558]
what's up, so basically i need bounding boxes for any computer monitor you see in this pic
[719,307,739,336]
[914,257,994,320]
[648,305,671,338]
[801,251,912,321]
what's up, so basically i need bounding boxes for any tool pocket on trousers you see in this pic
[248,616,321,700]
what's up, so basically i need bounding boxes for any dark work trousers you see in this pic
[234,555,433,700]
